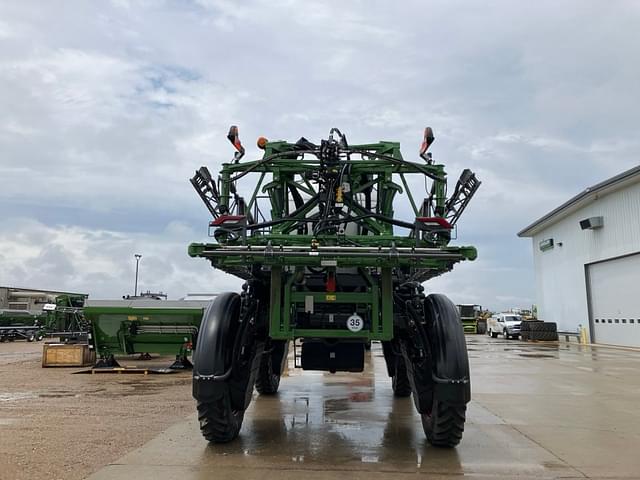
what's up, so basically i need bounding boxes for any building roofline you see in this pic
[0,286,88,297]
[518,165,640,237]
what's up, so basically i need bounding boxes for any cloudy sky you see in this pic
[1,1,639,310]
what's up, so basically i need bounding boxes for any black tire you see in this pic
[193,292,254,443]
[422,400,466,448]
[420,294,470,447]
[255,351,280,395]
[391,356,412,397]
[528,322,557,333]
[503,329,510,340]
[476,321,487,335]
[27,335,35,342]
[530,331,559,341]
[197,397,244,443]
[528,322,542,332]
[528,322,545,332]
[491,330,498,339]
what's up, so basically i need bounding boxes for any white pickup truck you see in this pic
[487,313,522,339]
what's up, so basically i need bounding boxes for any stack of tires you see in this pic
[476,319,487,335]
[520,321,558,341]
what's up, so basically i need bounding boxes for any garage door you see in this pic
[588,253,640,347]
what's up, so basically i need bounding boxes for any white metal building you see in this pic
[518,166,640,347]
[0,286,87,313]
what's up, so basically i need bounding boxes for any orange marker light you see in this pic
[257,136,268,149]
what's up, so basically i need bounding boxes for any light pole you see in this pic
[134,254,142,297]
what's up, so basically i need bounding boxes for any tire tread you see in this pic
[197,397,244,443]
[392,357,412,397]
[422,401,466,447]
[255,353,280,395]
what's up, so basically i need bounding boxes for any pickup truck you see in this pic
[487,313,522,339]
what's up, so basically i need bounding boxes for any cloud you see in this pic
[0,218,241,299]
[1,0,639,310]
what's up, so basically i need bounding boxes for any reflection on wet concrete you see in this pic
[90,336,640,480]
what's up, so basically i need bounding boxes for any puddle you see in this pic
[39,392,81,398]
[86,378,190,398]
[518,353,556,359]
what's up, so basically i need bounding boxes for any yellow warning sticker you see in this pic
[127,316,137,321]
[326,294,336,301]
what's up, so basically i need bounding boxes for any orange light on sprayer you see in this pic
[257,136,268,149]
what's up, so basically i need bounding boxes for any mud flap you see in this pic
[425,294,471,407]
[402,293,470,414]
[192,292,262,410]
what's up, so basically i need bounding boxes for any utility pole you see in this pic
[134,254,142,297]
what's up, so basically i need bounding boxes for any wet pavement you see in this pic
[89,336,640,479]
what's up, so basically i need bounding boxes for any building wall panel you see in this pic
[530,181,640,335]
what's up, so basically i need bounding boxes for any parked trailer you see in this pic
[84,299,210,369]
[0,309,45,342]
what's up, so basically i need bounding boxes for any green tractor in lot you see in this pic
[457,304,488,334]
[189,127,480,446]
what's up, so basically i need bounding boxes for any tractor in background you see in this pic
[457,304,488,334]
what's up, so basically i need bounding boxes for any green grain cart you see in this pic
[189,127,480,446]
[85,299,210,368]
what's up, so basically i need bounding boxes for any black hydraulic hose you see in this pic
[342,194,417,230]
[350,149,444,181]
[229,149,320,182]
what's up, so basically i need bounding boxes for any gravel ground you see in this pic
[0,341,194,480]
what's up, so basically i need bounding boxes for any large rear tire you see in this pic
[255,351,280,394]
[419,294,470,448]
[193,292,259,443]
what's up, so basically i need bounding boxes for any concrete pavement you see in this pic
[89,336,640,479]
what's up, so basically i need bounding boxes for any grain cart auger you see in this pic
[188,126,480,446]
